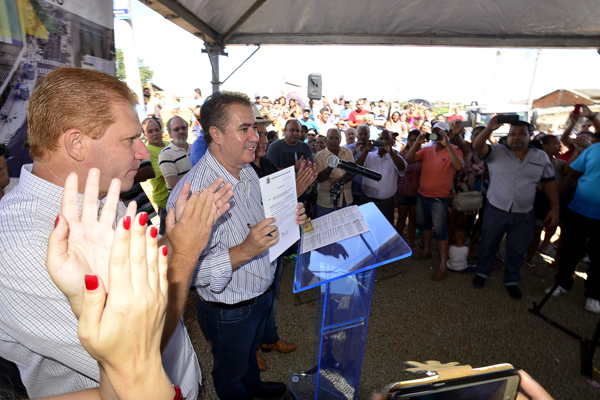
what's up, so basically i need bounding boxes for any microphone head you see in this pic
[326,154,340,168]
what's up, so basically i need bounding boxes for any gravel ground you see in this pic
[183,240,600,400]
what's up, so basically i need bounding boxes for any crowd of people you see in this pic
[1,67,596,400]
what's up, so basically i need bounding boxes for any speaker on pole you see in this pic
[307,73,322,100]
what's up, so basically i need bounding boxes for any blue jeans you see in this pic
[263,256,283,345]
[416,194,450,241]
[195,290,272,399]
[475,203,535,285]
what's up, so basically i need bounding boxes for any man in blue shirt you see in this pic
[299,106,320,133]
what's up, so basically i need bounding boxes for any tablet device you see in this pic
[386,367,520,400]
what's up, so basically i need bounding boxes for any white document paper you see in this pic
[259,166,300,262]
[301,205,370,254]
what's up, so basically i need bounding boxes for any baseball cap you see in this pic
[432,121,450,132]
[303,106,311,112]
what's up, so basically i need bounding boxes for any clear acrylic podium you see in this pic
[290,203,412,399]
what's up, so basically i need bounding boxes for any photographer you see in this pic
[356,130,407,224]
[405,121,464,280]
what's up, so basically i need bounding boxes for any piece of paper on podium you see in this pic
[259,166,300,262]
[300,205,369,254]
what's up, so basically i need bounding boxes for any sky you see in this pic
[115,0,600,106]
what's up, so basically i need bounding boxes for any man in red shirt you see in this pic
[405,121,464,280]
[348,99,369,128]
[447,106,464,122]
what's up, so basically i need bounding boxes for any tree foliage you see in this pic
[115,48,154,85]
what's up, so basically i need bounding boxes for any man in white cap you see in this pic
[405,121,464,280]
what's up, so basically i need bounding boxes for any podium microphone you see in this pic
[326,154,382,182]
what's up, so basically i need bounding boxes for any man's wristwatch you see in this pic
[589,113,598,120]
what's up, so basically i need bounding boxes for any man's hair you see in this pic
[267,131,278,141]
[142,117,163,133]
[166,116,187,132]
[200,91,252,144]
[194,88,201,95]
[300,124,308,134]
[320,107,329,114]
[511,120,533,136]
[540,134,558,145]
[28,67,136,160]
[407,129,421,139]
[284,119,301,131]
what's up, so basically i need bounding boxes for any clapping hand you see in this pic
[46,169,136,318]
[296,159,317,197]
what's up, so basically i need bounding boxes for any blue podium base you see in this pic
[290,372,356,400]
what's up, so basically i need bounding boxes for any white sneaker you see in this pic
[585,298,600,314]
[545,285,569,297]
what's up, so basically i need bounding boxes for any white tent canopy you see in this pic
[142,0,600,91]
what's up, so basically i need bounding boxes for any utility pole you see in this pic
[528,49,541,110]
[114,0,143,103]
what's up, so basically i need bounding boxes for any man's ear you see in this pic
[63,128,86,162]
[209,126,223,145]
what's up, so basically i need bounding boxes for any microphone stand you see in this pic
[330,173,349,212]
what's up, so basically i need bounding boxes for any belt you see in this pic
[202,285,272,310]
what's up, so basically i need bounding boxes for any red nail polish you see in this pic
[162,246,168,257]
[123,216,131,230]
[150,226,157,239]
[139,212,148,226]
[54,215,60,228]
[85,275,99,291]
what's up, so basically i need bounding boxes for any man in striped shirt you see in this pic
[159,116,192,190]
[167,91,306,400]
[0,68,232,399]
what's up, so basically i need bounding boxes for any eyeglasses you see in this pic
[171,127,187,132]
[307,133,316,137]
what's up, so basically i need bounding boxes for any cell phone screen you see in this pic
[400,379,506,400]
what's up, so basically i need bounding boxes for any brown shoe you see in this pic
[414,252,432,260]
[256,350,267,371]
[431,269,447,281]
[260,339,297,353]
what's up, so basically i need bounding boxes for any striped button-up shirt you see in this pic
[0,165,200,398]
[167,150,276,304]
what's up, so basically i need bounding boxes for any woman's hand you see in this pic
[46,169,136,318]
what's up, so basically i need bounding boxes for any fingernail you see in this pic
[54,215,60,228]
[123,216,131,230]
[150,226,157,239]
[162,246,168,257]
[139,212,148,226]
[85,275,99,291]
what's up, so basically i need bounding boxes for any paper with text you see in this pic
[259,166,300,262]
[301,205,369,253]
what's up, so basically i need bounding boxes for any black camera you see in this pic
[373,140,385,147]
[425,132,440,141]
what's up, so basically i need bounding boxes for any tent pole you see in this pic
[203,44,227,94]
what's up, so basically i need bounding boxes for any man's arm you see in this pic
[439,131,464,171]
[356,141,373,166]
[133,163,155,183]
[473,115,501,158]
[541,179,560,227]
[450,121,471,157]
[560,112,578,148]
[559,169,583,195]
[386,143,406,171]
[580,105,600,132]
[348,112,360,128]
[164,175,181,191]
[158,151,180,190]
[161,180,233,349]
